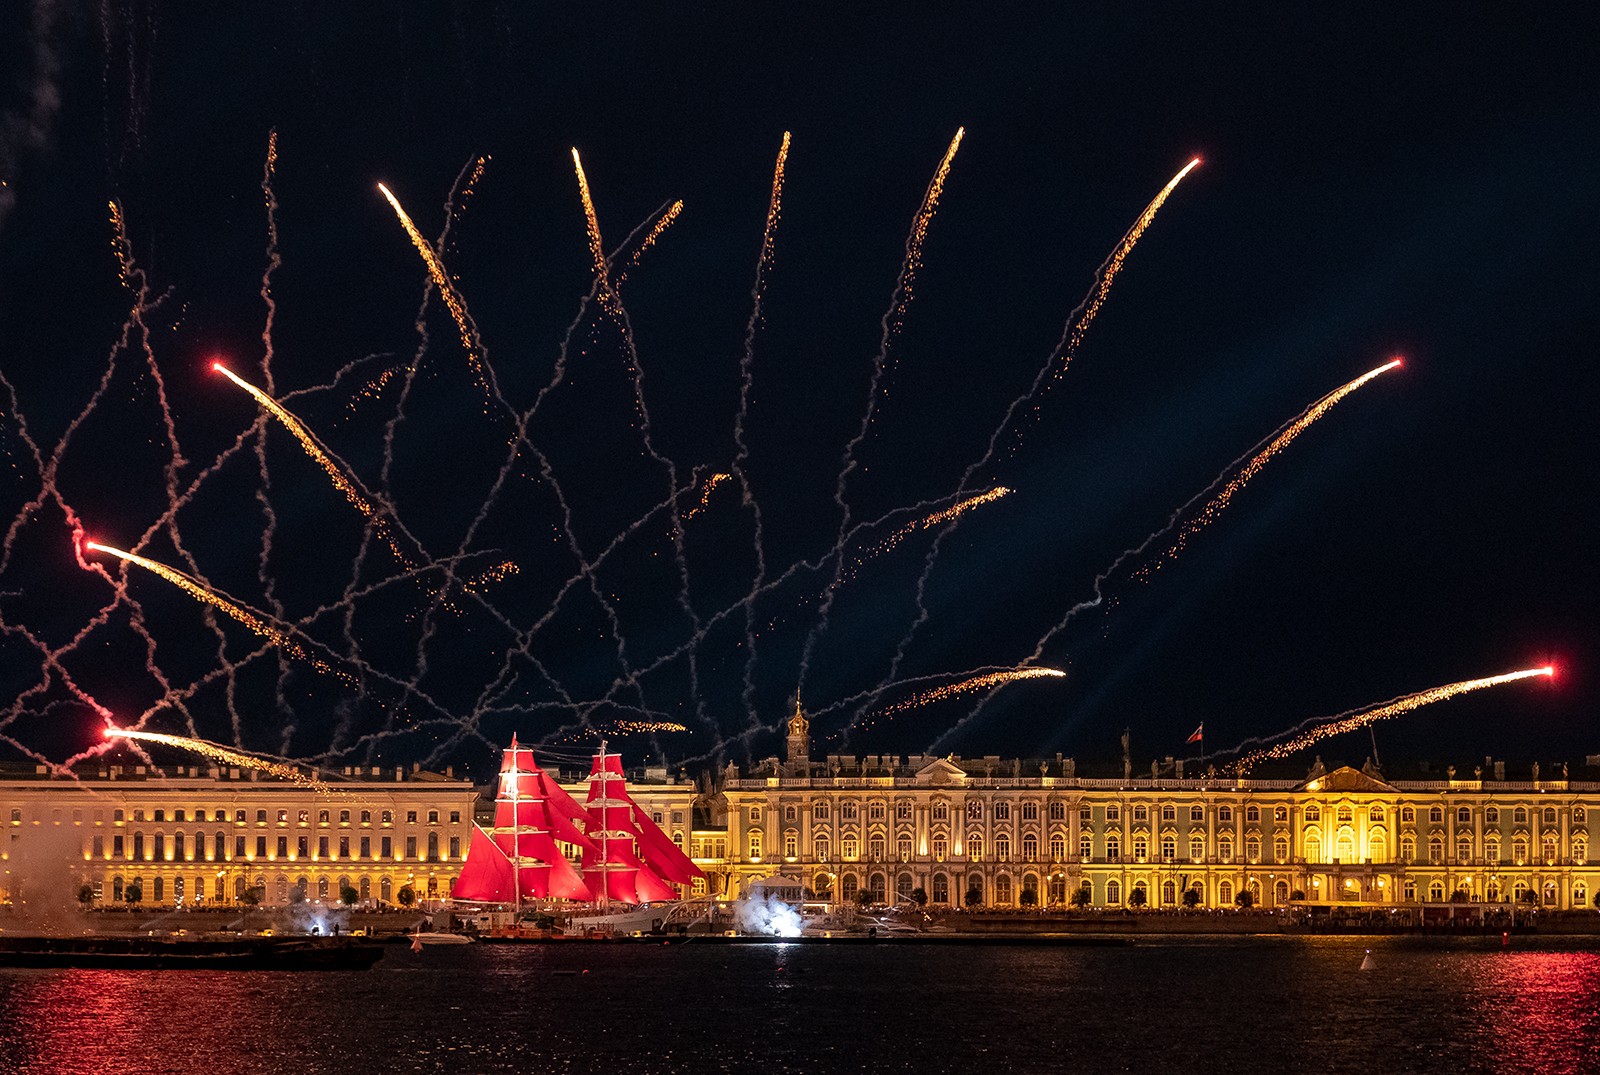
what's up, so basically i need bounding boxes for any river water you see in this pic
[3,936,1599,1073]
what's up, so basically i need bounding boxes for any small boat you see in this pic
[0,933,386,970]
[410,932,474,945]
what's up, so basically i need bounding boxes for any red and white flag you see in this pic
[1186,723,1204,744]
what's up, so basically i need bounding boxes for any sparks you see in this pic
[85,540,354,685]
[1231,665,1555,772]
[376,181,486,383]
[570,148,616,314]
[683,473,732,521]
[857,667,1065,732]
[1144,358,1403,571]
[104,727,344,795]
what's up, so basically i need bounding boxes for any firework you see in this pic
[621,199,684,275]
[84,539,354,685]
[105,726,343,794]
[869,486,1010,560]
[856,667,1065,733]
[894,127,963,327]
[213,361,409,565]
[1053,156,1200,383]
[683,473,732,521]
[570,148,615,313]
[609,720,689,735]
[1230,666,1554,772]
[1142,358,1402,573]
[376,181,485,379]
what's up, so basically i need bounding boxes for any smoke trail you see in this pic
[798,128,965,696]
[105,727,346,795]
[0,0,71,233]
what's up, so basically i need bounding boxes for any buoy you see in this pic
[1359,950,1376,971]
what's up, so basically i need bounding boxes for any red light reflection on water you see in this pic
[1477,951,1600,1071]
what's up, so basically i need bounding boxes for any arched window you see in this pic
[1485,880,1501,902]
[1456,836,1472,863]
[1543,807,1558,825]
[1336,833,1355,863]
[133,832,145,861]
[1245,805,1261,823]
[896,872,914,899]
[1337,805,1354,824]
[966,800,982,821]
[1273,836,1288,863]
[1161,880,1176,905]
[1219,837,1234,863]
[1274,806,1289,823]
[1575,882,1588,908]
[1429,806,1443,823]
[867,835,884,862]
[1486,806,1500,824]
[359,877,371,902]
[815,836,831,862]
[1305,806,1321,824]
[1486,838,1501,863]
[317,877,330,900]
[930,835,945,862]
[1219,880,1234,905]
[1021,802,1038,821]
[1021,834,1038,862]
[841,835,858,861]
[1543,835,1558,864]
[1161,805,1176,823]
[1051,833,1067,861]
[1048,802,1065,821]
[931,802,948,822]
[1369,833,1388,862]
[214,831,226,860]
[1245,837,1261,863]
[427,832,439,861]
[1401,835,1416,860]
[1132,805,1148,823]
[1513,807,1528,825]
[1218,806,1233,823]
[1190,805,1205,823]
[1455,806,1470,825]
[751,831,765,860]
[1401,806,1415,824]
[994,875,1012,905]
[153,876,164,902]
[1189,836,1204,862]
[869,872,888,903]
[967,834,983,861]
[1368,805,1384,823]
[994,834,1011,861]
[1428,881,1445,902]
[1161,836,1176,862]
[1575,806,1587,825]
[841,802,858,821]
[173,877,184,901]
[1076,834,1090,861]
[1305,835,1322,863]
[1106,879,1122,905]
[1404,879,1418,901]
[932,874,949,905]
[993,803,1011,822]
[897,837,912,863]
[1049,875,1069,905]
[1574,840,1587,863]
[173,831,184,860]
[1513,838,1528,864]
[1132,836,1148,862]
[841,874,859,900]
[1428,837,1444,864]
[1543,882,1557,906]
[1274,879,1289,905]
[1106,835,1121,862]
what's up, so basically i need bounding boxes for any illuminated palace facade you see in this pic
[664,708,1600,912]
[1,762,477,909]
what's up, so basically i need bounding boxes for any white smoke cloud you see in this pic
[732,893,803,938]
[0,0,72,232]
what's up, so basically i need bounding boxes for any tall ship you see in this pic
[453,737,704,935]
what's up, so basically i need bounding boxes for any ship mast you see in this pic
[598,738,610,912]
[510,736,522,920]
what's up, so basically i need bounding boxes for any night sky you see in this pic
[0,4,1595,781]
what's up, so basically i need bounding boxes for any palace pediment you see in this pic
[914,757,969,786]
[1302,765,1399,794]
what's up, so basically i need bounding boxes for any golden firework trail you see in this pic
[213,361,409,565]
[570,148,616,314]
[85,540,354,686]
[872,486,1011,558]
[376,182,485,381]
[894,127,963,325]
[610,719,689,735]
[1233,666,1554,772]
[441,559,520,615]
[759,132,791,281]
[1144,358,1402,571]
[626,200,684,270]
[683,472,732,521]
[105,727,343,795]
[1053,157,1201,382]
[857,667,1065,732]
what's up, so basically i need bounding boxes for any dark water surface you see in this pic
[4,936,1600,1074]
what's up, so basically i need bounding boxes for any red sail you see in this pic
[453,824,517,903]
[579,749,699,903]
[630,803,701,885]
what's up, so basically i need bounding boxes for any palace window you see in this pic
[1021,834,1038,862]
[360,811,371,825]
[1218,806,1233,823]
[1400,836,1415,861]
[1337,834,1356,862]
[318,836,330,858]
[338,836,350,858]
[1245,805,1261,823]
[1401,807,1415,824]
[1486,806,1499,825]
[1106,835,1121,862]
[1050,833,1067,861]
[1428,806,1443,824]
[1543,836,1558,865]
[785,831,799,858]
[750,806,763,823]
[1106,805,1121,823]
[994,876,1012,905]
[1305,806,1321,824]
[339,810,350,824]
[1274,806,1288,823]
[1513,838,1528,865]
[173,832,185,860]
[1575,840,1588,863]
[1219,837,1233,863]
[994,803,1011,822]
[815,802,831,820]
[1456,836,1472,863]
[1403,879,1417,901]
[869,802,885,821]
[1305,836,1322,862]
[1513,807,1527,825]
[380,836,391,858]
[1457,806,1471,825]
[1575,806,1587,825]
[299,811,310,824]
[841,836,858,860]
[841,802,858,821]
[1189,836,1204,862]
[785,805,798,823]
[932,874,949,905]
[869,836,885,862]
[815,836,832,862]
[1576,882,1590,907]
[1543,807,1558,825]
[995,834,1011,861]
[1369,805,1384,823]
[1021,803,1038,822]
[1048,802,1065,821]
[1428,881,1445,902]
[1369,834,1387,861]
[1132,806,1148,823]
[897,837,912,862]
[749,831,763,860]
[1337,805,1354,824]
[1219,880,1234,905]
[1486,838,1501,863]
[1428,838,1443,864]
[1161,805,1176,823]
[930,836,944,862]
[1160,835,1175,861]
[214,831,226,859]
[967,834,983,861]
[896,802,912,821]
[1190,806,1205,823]
[360,837,371,858]
[1246,837,1260,863]
[930,802,946,822]
[1106,879,1122,905]
[1161,880,1176,906]
[966,800,982,821]
[1132,837,1147,862]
